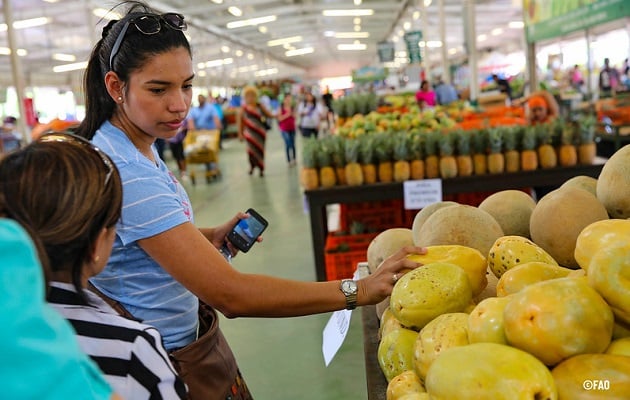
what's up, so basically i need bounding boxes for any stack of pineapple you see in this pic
[300,115,598,190]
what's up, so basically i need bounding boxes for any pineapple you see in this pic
[455,130,473,177]
[487,128,505,174]
[345,96,358,119]
[300,137,319,189]
[521,126,539,171]
[375,133,394,183]
[438,131,458,178]
[424,130,440,179]
[558,120,578,167]
[410,132,425,180]
[344,138,364,186]
[471,128,488,175]
[317,137,337,188]
[536,123,557,169]
[393,133,411,182]
[503,126,522,173]
[577,114,597,165]
[359,135,377,184]
[333,98,348,128]
[330,135,347,185]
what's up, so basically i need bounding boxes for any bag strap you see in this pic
[87,282,139,321]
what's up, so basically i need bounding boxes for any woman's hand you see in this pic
[204,212,262,258]
[357,245,427,306]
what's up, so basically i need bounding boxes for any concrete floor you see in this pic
[177,129,368,399]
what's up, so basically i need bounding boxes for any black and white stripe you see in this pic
[47,282,187,400]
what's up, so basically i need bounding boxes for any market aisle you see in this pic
[180,127,368,399]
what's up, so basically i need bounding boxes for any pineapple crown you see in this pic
[561,121,577,146]
[330,135,346,167]
[358,135,375,164]
[536,123,553,145]
[502,126,520,152]
[410,133,425,160]
[317,137,333,167]
[344,138,360,163]
[471,129,488,154]
[302,137,319,168]
[424,131,440,157]
[393,133,410,161]
[438,132,455,157]
[522,126,538,151]
[578,114,596,144]
[455,130,471,155]
[374,133,394,162]
[487,128,503,154]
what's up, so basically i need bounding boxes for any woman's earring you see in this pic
[117,96,123,103]
[94,255,101,263]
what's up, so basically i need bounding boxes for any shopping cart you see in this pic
[183,129,221,184]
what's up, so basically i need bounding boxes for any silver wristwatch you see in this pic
[340,279,358,310]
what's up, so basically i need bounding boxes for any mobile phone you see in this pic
[226,208,268,253]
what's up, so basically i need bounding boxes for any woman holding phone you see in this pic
[77,2,425,398]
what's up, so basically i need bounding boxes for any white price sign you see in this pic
[403,179,443,210]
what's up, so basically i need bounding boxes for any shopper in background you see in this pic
[415,80,436,110]
[1,116,22,154]
[188,94,222,132]
[75,3,425,398]
[0,220,119,400]
[169,117,189,180]
[0,134,187,400]
[599,58,620,97]
[433,77,459,106]
[277,93,297,166]
[569,64,584,92]
[239,85,274,177]
[492,74,513,101]
[298,91,325,138]
[523,90,560,125]
[322,86,335,131]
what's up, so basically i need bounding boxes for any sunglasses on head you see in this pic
[38,132,115,187]
[109,12,187,72]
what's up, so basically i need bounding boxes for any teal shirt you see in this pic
[0,219,113,399]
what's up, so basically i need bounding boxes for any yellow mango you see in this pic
[551,354,630,399]
[413,313,470,380]
[378,328,418,382]
[407,245,488,296]
[574,219,630,271]
[468,296,512,345]
[425,343,557,400]
[380,310,405,339]
[488,235,558,279]
[386,370,425,400]
[496,261,572,296]
[390,262,473,331]
[606,337,630,357]
[504,278,614,366]
[397,394,429,400]
[588,242,630,325]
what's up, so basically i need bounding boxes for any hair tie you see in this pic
[101,19,119,39]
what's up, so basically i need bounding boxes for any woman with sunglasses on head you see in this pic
[0,134,187,400]
[76,2,425,398]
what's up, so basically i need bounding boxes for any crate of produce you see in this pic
[339,200,405,232]
[325,232,377,281]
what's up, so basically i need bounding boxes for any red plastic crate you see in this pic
[339,200,405,232]
[324,232,377,281]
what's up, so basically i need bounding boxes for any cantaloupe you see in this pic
[478,190,536,238]
[530,186,609,268]
[414,205,504,256]
[561,175,597,197]
[597,144,630,218]
[411,201,459,245]
[367,228,414,274]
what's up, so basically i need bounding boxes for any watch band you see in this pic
[341,279,358,310]
[345,291,357,310]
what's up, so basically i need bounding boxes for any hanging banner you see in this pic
[377,41,395,63]
[524,0,630,43]
[352,66,388,83]
[404,31,423,64]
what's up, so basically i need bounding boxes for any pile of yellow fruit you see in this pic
[367,144,630,399]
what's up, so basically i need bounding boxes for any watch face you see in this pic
[341,280,357,294]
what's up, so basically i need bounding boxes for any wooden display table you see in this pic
[362,305,387,400]
[305,162,605,282]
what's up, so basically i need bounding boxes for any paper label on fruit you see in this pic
[403,179,443,210]
[322,268,361,366]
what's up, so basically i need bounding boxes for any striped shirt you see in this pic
[91,121,198,350]
[48,282,188,400]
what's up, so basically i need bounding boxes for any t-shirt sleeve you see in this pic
[116,163,190,245]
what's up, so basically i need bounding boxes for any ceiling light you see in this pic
[354,25,361,32]
[198,70,207,77]
[92,8,122,20]
[396,51,407,57]
[247,53,254,60]
[227,15,277,29]
[419,41,426,47]
[228,6,243,17]
[285,47,314,57]
[324,31,335,37]
[424,0,433,6]
[16,49,28,56]
[221,45,230,53]
[0,47,27,55]
[53,61,88,73]
[398,29,404,36]
[211,0,223,3]
[52,53,76,62]
[392,36,399,42]
[426,40,442,48]
[235,50,244,57]
[337,43,367,51]
[477,34,488,42]
[267,35,303,47]
[0,17,51,32]
[491,28,504,36]
[322,9,374,17]
[413,11,421,20]
[353,18,361,25]
[255,67,278,77]
[258,25,268,33]
[283,43,294,50]
[403,21,411,30]
[334,32,369,39]
[197,62,206,69]
[43,0,59,2]
[354,0,362,5]
[205,57,233,68]
[448,48,457,55]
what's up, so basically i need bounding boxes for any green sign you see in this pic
[404,31,423,64]
[525,0,630,43]
[377,41,395,63]
[352,66,388,83]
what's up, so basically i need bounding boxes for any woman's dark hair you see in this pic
[0,140,123,303]
[421,80,429,89]
[303,91,315,107]
[77,1,192,139]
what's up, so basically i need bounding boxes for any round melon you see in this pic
[561,175,598,196]
[478,190,536,238]
[367,228,414,274]
[415,204,504,256]
[597,144,630,218]
[530,187,609,268]
[411,201,458,245]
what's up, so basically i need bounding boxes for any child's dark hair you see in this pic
[77,1,192,139]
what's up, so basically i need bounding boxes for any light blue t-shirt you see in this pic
[189,102,219,130]
[0,219,113,399]
[91,121,198,350]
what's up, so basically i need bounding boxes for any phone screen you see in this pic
[234,217,265,245]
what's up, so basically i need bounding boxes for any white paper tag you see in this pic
[403,179,443,210]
